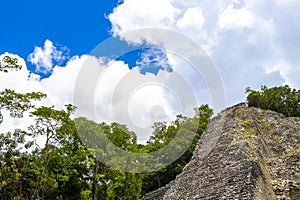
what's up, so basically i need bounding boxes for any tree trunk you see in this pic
[92,160,99,200]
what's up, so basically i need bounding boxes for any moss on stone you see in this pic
[142,103,300,200]
[274,135,282,143]
[236,108,244,115]
[284,149,300,157]
[246,129,257,135]
[243,118,251,125]
[261,121,269,129]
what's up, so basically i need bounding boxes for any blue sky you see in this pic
[1,0,300,142]
[0,0,169,78]
[0,0,118,57]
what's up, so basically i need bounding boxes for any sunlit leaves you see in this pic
[0,89,46,118]
[0,56,22,73]
[0,56,213,199]
[246,85,300,117]
[141,105,212,194]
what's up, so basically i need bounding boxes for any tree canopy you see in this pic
[0,56,22,73]
[246,85,300,117]
[3,55,299,199]
[0,56,212,199]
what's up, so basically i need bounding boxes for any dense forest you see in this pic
[1,56,299,199]
[0,56,212,199]
[246,85,300,118]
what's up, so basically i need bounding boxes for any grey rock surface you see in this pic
[141,103,300,200]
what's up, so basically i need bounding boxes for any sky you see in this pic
[1,0,300,142]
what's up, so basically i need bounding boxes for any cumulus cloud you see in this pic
[0,51,80,133]
[177,7,205,28]
[1,49,207,143]
[217,3,254,29]
[108,0,181,34]
[73,55,206,142]
[0,53,50,102]
[0,53,41,134]
[108,0,300,106]
[28,39,70,75]
[136,48,172,74]
[2,0,300,143]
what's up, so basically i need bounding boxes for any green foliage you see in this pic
[141,104,213,194]
[0,89,46,118]
[0,55,22,73]
[74,117,144,199]
[0,56,212,199]
[0,101,211,199]
[0,104,91,199]
[246,85,300,117]
[81,190,92,200]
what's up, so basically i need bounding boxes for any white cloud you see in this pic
[217,4,254,29]
[136,48,171,73]
[276,0,298,6]
[0,51,80,133]
[74,56,205,142]
[1,50,206,143]
[108,0,300,107]
[0,53,31,91]
[177,7,204,28]
[0,53,49,96]
[2,0,300,143]
[39,55,84,108]
[0,53,41,134]
[28,39,69,75]
[108,0,181,35]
